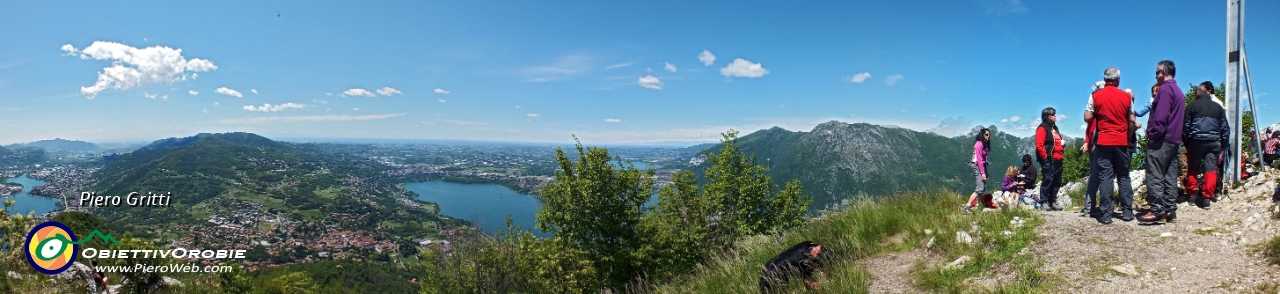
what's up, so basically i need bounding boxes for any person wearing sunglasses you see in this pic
[1138,60,1186,224]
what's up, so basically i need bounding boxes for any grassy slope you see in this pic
[649,189,1055,293]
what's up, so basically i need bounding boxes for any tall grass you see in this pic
[648,189,1054,293]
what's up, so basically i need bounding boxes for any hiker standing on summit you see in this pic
[964,128,992,214]
[1091,67,1137,224]
[1183,81,1230,210]
[1139,60,1186,224]
[1036,107,1065,211]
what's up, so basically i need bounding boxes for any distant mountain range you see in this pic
[678,121,1069,210]
[6,138,99,154]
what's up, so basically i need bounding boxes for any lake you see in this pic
[406,181,551,237]
[407,180,662,238]
[3,174,60,217]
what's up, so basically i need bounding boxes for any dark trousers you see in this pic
[1186,140,1222,199]
[1096,146,1134,221]
[1039,159,1063,206]
[1083,147,1100,211]
[1144,140,1180,214]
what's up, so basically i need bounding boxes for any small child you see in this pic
[1000,166,1020,194]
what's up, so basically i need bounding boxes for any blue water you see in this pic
[4,174,60,217]
[406,181,550,238]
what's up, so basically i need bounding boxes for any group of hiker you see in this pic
[965,60,1236,225]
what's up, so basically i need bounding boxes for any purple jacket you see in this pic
[1147,79,1185,144]
[1001,176,1018,192]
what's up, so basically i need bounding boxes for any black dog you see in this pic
[759,241,828,293]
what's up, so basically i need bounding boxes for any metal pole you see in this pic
[1244,44,1264,170]
[1226,0,1243,182]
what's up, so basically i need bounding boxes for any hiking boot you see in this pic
[1137,212,1165,224]
[1098,217,1113,225]
[1198,198,1212,210]
[1120,213,1135,222]
[1166,210,1178,223]
[963,205,973,215]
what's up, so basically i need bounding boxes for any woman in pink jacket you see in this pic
[964,128,991,214]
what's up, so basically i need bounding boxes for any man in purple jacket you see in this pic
[1138,60,1186,224]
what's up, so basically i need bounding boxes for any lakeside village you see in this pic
[1,160,682,271]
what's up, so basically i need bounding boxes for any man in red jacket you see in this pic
[1091,67,1137,224]
[1036,107,1065,210]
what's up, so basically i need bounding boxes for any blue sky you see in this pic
[1,1,1277,145]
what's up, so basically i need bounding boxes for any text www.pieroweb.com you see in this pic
[94,264,233,273]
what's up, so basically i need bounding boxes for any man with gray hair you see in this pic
[1090,67,1137,224]
[1139,60,1185,224]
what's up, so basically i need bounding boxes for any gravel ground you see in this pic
[1032,171,1280,293]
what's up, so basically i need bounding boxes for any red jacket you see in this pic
[1036,123,1064,161]
[1092,86,1133,147]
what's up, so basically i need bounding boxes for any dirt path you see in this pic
[1032,171,1280,293]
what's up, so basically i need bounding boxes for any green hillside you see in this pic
[680,121,1031,210]
[89,132,461,259]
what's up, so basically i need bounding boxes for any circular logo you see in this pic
[25,221,78,275]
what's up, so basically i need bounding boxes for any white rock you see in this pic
[162,276,184,287]
[924,229,934,235]
[925,237,936,249]
[945,255,972,269]
[1160,232,1173,237]
[6,271,20,279]
[957,231,974,244]
[1111,263,1139,276]
[1002,230,1013,237]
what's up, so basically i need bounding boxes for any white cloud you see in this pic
[638,75,663,90]
[250,89,258,94]
[215,87,243,97]
[514,105,520,108]
[325,92,333,96]
[983,0,1028,15]
[925,117,974,137]
[1000,118,1008,123]
[931,114,938,117]
[1057,114,1068,120]
[188,90,198,95]
[342,88,376,97]
[312,99,327,104]
[217,113,405,124]
[214,102,219,106]
[434,88,449,94]
[144,92,157,99]
[67,41,217,99]
[60,44,78,56]
[202,108,208,114]
[191,73,198,80]
[900,109,906,113]
[604,118,622,123]
[664,62,677,73]
[720,58,769,78]
[527,113,540,118]
[884,74,905,86]
[438,99,446,103]
[1079,124,1087,130]
[605,61,634,70]
[243,103,306,112]
[352,108,359,111]
[376,87,402,96]
[698,50,716,66]
[847,72,872,83]
[518,54,592,82]
[161,95,168,101]
[1009,115,1021,123]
